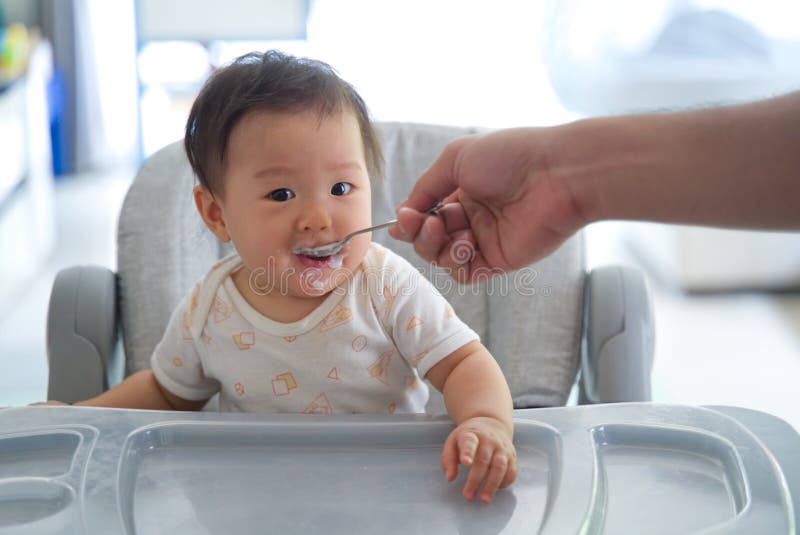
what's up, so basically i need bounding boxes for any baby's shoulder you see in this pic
[360,242,429,298]
[181,254,243,337]
[191,254,242,298]
[362,242,418,273]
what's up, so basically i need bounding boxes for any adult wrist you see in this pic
[554,112,678,225]
[547,117,619,225]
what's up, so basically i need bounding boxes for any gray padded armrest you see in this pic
[47,266,119,403]
[580,265,654,403]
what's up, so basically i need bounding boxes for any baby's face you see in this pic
[217,108,372,298]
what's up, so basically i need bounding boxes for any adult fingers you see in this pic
[432,233,502,285]
[435,229,477,270]
[437,201,469,233]
[391,201,470,243]
[404,137,472,212]
[413,215,450,264]
[390,207,427,242]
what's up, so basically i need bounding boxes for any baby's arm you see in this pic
[72,370,207,411]
[425,340,517,503]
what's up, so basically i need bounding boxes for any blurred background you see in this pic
[1,0,798,429]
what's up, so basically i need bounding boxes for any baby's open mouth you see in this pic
[295,252,334,268]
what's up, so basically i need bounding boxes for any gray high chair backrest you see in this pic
[48,122,652,409]
[117,122,583,410]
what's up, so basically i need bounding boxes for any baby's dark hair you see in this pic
[185,50,383,197]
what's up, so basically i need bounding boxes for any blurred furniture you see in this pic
[0,37,54,316]
[623,223,800,292]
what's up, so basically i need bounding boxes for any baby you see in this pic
[65,50,516,503]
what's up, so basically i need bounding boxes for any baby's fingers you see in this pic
[479,453,512,503]
[442,430,479,483]
[440,432,460,482]
[456,430,480,466]
[500,454,518,489]
[462,441,494,501]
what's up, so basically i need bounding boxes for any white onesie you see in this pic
[151,242,479,414]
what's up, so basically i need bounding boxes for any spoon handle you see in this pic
[343,203,443,242]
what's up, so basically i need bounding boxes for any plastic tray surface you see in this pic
[0,403,795,534]
[117,420,556,534]
[0,425,97,535]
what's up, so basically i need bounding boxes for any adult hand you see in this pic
[391,91,800,282]
[389,127,585,283]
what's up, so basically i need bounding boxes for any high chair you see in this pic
[46,122,654,409]
[21,123,800,534]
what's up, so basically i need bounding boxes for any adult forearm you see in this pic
[561,91,800,230]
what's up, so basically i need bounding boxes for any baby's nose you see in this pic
[298,205,332,232]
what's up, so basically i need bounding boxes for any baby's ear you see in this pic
[193,185,231,242]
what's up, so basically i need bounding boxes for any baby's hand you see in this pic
[441,416,517,503]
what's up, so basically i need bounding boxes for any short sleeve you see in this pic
[150,287,221,401]
[374,256,480,379]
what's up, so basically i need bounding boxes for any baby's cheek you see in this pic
[347,235,371,263]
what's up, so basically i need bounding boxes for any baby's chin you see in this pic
[296,264,355,296]
[291,240,368,294]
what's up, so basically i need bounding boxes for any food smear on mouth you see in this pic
[301,267,325,291]
[295,250,349,292]
[328,251,347,269]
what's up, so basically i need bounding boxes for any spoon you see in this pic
[294,203,443,257]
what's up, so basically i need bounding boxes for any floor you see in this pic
[1,169,799,433]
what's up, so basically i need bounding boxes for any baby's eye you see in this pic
[331,182,353,196]
[267,188,295,202]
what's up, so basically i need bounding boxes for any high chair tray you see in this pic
[0,403,796,534]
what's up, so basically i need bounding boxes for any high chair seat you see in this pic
[47,122,654,409]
